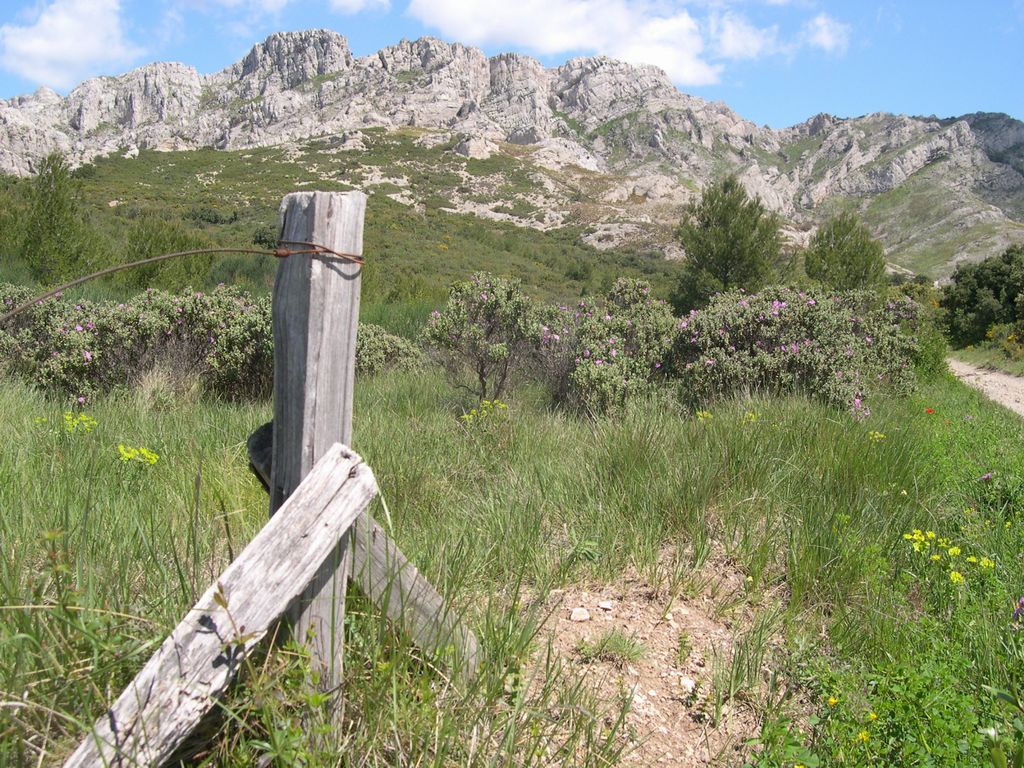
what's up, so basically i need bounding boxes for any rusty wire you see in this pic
[0,242,363,326]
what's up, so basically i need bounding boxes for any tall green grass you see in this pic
[2,370,1023,764]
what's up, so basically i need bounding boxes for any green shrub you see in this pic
[422,272,539,399]
[805,211,887,291]
[671,287,922,416]
[18,153,99,283]
[117,217,214,292]
[941,245,1024,347]
[671,175,781,312]
[355,323,421,375]
[1,284,272,401]
[1,285,406,401]
[543,278,676,415]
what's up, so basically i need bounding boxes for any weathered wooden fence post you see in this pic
[270,190,365,690]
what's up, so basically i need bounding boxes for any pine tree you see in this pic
[805,211,886,291]
[19,153,91,283]
[671,176,781,312]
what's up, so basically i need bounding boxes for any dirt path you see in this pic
[948,358,1024,417]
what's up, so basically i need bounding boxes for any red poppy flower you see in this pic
[925,408,935,414]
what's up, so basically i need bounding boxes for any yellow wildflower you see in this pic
[948,546,961,557]
[966,556,978,564]
[63,411,97,434]
[857,730,870,743]
[926,531,936,540]
[828,696,839,707]
[118,443,159,465]
[980,557,995,569]
[931,554,941,562]
[950,571,965,584]
[868,711,878,721]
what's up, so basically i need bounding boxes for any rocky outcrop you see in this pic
[0,28,1021,271]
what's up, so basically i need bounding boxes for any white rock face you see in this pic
[0,27,1021,266]
[455,136,498,159]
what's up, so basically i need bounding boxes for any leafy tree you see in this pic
[941,245,1024,346]
[19,153,94,283]
[805,211,887,291]
[670,176,781,312]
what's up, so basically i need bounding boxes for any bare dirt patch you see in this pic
[534,552,787,766]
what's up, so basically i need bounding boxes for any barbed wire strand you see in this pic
[0,242,363,327]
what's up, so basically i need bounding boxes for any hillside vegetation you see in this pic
[3,29,1023,277]
[0,139,683,303]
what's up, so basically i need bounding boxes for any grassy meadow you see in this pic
[3,362,1024,765]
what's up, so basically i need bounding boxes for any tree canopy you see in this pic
[805,211,886,291]
[941,244,1024,346]
[670,176,781,312]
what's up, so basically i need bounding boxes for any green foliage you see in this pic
[672,286,923,415]
[422,272,539,399]
[26,138,681,301]
[942,245,1024,346]
[671,176,782,312]
[1,283,273,401]
[18,153,97,283]
[805,211,887,291]
[803,636,989,766]
[541,278,677,415]
[355,323,421,375]
[0,285,411,400]
[117,217,213,292]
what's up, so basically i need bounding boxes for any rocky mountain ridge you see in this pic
[1,29,1022,275]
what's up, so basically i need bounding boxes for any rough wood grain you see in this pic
[64,444,377,768]
[271,191,366,689]
[249,423,479,676]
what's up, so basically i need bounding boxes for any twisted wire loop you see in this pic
[0,241,363,326]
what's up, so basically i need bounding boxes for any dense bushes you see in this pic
[942,244,1024,346]
[673,287,922,416]
[3,270,933,417]
[540,279,677,414]
[355,323,421,376]
[0,285,416,401]
[422,272,539,399]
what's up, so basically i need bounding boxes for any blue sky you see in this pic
[0,0,1021,128]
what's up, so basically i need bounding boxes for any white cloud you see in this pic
[803,12,851,54]
[406,0,721,85]
[331,0,390,12]
[0,0,143,89]
[711,11,780,60]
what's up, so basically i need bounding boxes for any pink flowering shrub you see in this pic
[671,286,922,416]
[421,272,539,399]
[1,284,417,401]
[1,283,273,400]
[538,278,677,415]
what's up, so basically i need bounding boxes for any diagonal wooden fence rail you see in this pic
[64,444,378,767]
[63,191,479,766]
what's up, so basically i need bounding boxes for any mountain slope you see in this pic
[2,29,1022,277]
